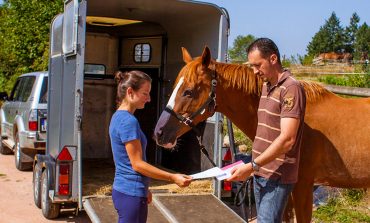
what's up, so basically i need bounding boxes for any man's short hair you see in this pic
[247,38,281,64]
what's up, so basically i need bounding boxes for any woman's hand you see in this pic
[147,190,152,204]
[170,174,192,187]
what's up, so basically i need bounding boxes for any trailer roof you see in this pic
[87,0,226,25]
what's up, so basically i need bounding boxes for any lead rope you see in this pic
[234,177,253,222]
[196,132,253,223]
[196,135,217,168]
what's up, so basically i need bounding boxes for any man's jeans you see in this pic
[254,176,294,223]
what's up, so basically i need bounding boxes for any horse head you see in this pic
[154,46,217,148]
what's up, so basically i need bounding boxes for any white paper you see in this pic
[190,167,225,180]
[190,160,245,181]
[217,160,245,180]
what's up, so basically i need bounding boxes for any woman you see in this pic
[109,70,192,223]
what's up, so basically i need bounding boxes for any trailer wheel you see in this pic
[33,164,42,208]
[41,169,60,219]
[14,133,31,171]
[0,138,12,155]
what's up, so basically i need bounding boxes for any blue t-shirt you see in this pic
[109,110,150,197]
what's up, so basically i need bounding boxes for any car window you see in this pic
[10,79,22,101]
[39,77,48,103]
[18,76,35,102]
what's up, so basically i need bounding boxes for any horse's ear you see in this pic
[201,46,211,68]
[182,47,193,64]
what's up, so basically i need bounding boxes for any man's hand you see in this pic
[227,163,253,181]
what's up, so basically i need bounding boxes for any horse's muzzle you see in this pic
[154,110,179,147]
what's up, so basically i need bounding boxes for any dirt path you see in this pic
[0,153,91,223]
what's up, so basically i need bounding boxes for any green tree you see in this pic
[344,13,360,53]
[0,0,63,92]
[228,34,256,63]
[307,12,345,56]
[354,23,370,61]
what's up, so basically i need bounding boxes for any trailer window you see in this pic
[84,64,106,75]
[134,43,151,63]
[62,0,78,56]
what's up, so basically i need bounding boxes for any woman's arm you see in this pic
[125,139,192,187]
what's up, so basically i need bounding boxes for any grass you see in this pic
[313,189,370,223]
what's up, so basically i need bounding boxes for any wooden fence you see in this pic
[324,85,370,97]
[290,64,363,75]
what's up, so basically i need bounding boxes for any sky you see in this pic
[1,0,369,57]
[207,0,370,57]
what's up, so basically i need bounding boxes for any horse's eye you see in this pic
[183,89,193,97]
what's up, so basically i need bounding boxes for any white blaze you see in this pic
[166,77,184,109]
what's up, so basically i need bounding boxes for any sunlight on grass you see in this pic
[313,189,370,223]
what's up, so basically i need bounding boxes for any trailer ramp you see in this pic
[84,194,245,223]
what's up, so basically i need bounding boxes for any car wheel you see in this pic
[14,133,31,171]
[33,163,42,208]
[0,137,12,155]
[41,169,60,219]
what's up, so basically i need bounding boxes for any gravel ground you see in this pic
[0,153,91,223]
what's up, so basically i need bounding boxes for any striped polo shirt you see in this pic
[252,70,306,184]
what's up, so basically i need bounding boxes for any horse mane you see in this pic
[299,80,333,103]
[214,62,263,95]
[176,58,332,103]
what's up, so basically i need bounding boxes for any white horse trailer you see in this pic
[32,0,240,222]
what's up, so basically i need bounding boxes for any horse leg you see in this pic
[282,193,295,223]
[292,180,314,223]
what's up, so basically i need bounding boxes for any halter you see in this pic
[164,64,217,130]
[164,64,218,167]
[163,63,253,222]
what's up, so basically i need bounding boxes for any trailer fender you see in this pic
[35,155,56,189]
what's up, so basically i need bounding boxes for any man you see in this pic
[227,38,306,223]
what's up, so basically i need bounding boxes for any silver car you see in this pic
[0,71,48,171]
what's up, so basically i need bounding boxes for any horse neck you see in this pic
[214,62,261,140]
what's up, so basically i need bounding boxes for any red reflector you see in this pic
[58,163,70,195]
[223,149,232,161]
[58,184,69,195]
[57,147,72,161]
[59,164,69,175]
[223,181,232,191]
[29,121,38,131]
[59,174,69,184]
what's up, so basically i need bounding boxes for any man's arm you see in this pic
[253,117,300,167]
[227,117,300,181]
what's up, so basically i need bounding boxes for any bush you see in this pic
[318,73,370,88]
[301,54,315,66]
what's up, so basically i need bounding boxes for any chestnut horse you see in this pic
[154,46,370,222]
[317,52,353,62]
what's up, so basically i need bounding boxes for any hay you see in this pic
[82,159,115,196]
[149,179,213,194]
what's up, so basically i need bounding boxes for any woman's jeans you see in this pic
[112,189,148,223]
[254,176,294,223]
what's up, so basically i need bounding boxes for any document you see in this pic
[190,160,245,181]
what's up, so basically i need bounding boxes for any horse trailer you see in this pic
[32,0,237,221]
